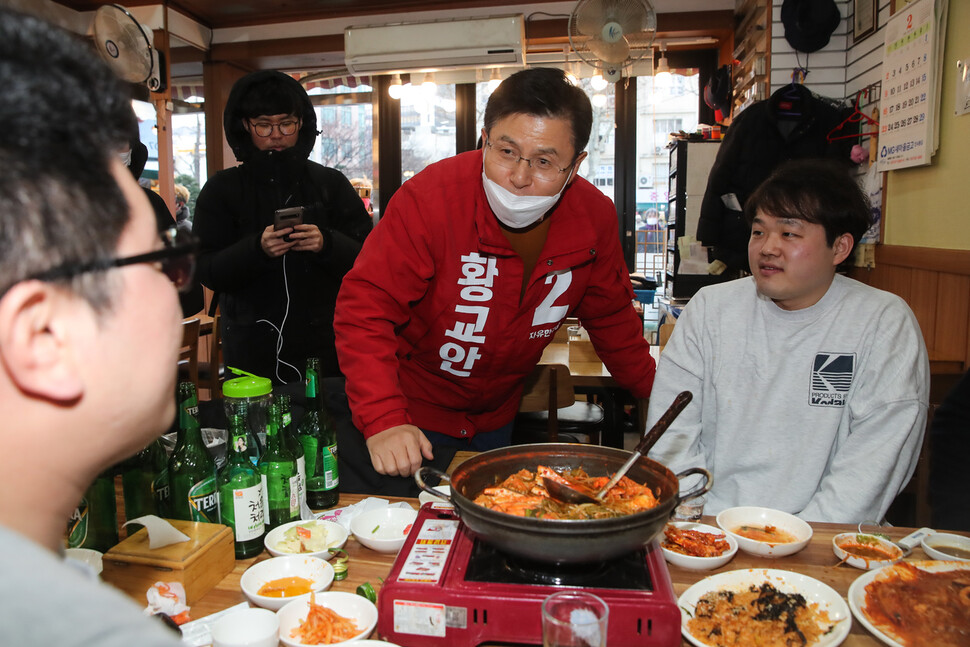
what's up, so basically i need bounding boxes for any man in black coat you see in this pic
[194,71,371,386]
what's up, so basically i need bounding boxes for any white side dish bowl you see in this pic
[350,507,418,554]
[277,591,378,646]
[832,533,903,570]
[660,522,738,571]
[921,531,970,562]
[264,519,349,560]
[240,555,334,611]
[716,506,812,558]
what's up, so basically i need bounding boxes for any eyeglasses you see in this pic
[484,139,574,183]
[29,227,199,293]
[248,118,300,137]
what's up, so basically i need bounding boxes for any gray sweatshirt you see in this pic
[646,274,929,523]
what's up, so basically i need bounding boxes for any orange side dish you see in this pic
[663,526,730,557]
[257,576,314,598]
[733,525,797,544]
[291,592,361,644]
[863,562,970,647]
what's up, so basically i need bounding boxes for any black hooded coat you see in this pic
[193,71,372,384]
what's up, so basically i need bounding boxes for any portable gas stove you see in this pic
[377,503,682,646]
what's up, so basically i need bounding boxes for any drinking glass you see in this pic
[542,590,608,647]
[673,494,706,522]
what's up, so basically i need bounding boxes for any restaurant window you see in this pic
[400,79,457,181]
[306,83,375,203]
[633,69,700,277]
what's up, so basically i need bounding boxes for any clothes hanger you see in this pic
[773,68,807,118]
[826,89,880,142]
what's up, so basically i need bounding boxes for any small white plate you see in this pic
[679,568,851,647]
[418,485,452,506]
[660,522,738,571]
[847,560,970,647]
[264,519,349,560]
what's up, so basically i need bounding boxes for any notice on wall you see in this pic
[878,0,937,170]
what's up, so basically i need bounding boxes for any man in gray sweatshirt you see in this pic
[647,159,929,523]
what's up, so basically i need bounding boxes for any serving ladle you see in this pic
[542,391,693,505]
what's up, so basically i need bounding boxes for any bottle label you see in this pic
[289,474,300,517]
[232,433,248,453]
[187,476,219,522]
[323,444,339,490]
[296,455,306,508]
[231,484,264,541]
[67,497,89,548]
[153,468,170,511]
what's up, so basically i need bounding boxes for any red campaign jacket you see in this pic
[334,149,655,440]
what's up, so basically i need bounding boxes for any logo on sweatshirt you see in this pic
[809,353,855,407]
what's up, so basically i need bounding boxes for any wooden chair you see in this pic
[177,318,201,389]
[197,311,224,399]
[658,322,676,352]
[511,363,605,445]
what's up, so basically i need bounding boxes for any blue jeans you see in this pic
[422,422,513,452]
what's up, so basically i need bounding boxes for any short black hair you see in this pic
[237,74,306,120]
[0,8,136,307]
[483,67,593,159]
[744,159,873,259]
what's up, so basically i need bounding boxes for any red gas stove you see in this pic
[376,503,682,646]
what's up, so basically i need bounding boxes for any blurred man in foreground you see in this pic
[0,8,188,645]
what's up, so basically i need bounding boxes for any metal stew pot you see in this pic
[416,443,711,564]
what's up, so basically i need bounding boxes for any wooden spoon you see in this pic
[543,391,693,505]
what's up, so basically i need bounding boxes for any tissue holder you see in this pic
[101,519,235,605]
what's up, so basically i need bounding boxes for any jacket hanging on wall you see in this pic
[697,83,855,273]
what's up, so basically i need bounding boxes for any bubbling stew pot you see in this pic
[416,443,711,564]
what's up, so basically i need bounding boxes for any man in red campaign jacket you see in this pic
[334,68,655,484]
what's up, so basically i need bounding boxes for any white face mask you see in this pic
[482,165,573,230]
[119,149,132,167]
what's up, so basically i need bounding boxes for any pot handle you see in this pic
[673,467,713,505]
[414,466,455,504]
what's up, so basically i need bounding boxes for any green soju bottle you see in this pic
[258,402,299,530]
[67,469,119,552]
[121,438,170,520]
[298,358,339,510]
[219,410,265,558]
[169,382,220,523]
[279,394,306,512]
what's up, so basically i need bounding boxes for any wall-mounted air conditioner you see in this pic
[344,15,525,75]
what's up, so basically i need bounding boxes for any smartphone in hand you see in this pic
[274,206,304,241]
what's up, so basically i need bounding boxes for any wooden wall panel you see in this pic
[849,245,970,374]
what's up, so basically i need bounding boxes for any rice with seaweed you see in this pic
[687,582,835,646]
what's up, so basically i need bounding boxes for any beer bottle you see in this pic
[278,394,306,511]
[218,409,265,558]
[169,382,220,523]
[67,469,119,552]
[298,358,339,509]
[258,401,299,530]
[121,438,170,520]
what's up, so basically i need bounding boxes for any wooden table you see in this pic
[188,489,967,646]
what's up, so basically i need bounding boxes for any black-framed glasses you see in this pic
[248,118,300,137]
[484,138,574,183]
[29,227,198,293]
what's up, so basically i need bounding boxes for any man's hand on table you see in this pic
[366,424,434,477]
